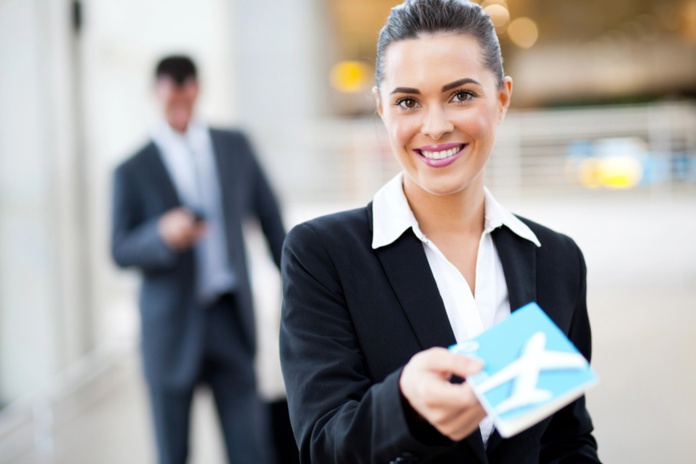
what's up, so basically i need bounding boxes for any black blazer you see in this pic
[280,205,599,463]
[112,128,285,389]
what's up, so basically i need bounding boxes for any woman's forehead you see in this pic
[381,34,492,87]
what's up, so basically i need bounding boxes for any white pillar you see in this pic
[0,0,87,405]
[230,0,333,202]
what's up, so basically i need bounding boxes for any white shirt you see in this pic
[152,121,236,304]
[371,173,541,446]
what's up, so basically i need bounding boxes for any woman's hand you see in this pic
[400,347,487,441]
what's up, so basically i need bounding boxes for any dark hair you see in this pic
[375,0,504,88]
[155,55,197,85]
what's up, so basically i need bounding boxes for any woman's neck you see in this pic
[403,177,486,238]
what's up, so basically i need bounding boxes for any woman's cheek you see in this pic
[392,119,417,147]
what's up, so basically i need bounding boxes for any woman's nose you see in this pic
[421,105,454,140]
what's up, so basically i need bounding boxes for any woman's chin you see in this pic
[410,174,480,198]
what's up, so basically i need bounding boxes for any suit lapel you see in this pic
[143,142,181,211]
[208,129,235,221]
[491,225,537,314]
[374,229,456,350]
[486,225,538,455]
[375,222,538,350]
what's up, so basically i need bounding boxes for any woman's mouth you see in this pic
[414,143,467,167]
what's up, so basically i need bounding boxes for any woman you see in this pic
[280,0,600,462]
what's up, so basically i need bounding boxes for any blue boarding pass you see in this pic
[449,302,599,438]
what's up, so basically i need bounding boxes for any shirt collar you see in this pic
[151,120,208,148]
[371,173,541,249]
[482,187,541,247]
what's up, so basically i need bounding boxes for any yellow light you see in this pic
[597,156,643,189]
[508,17,539,49]
[484,5,510,32]
[330,61,371,93]
[577,156,643,189]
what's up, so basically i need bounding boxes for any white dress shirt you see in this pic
[152,121,236,304]
[371,173,541,446]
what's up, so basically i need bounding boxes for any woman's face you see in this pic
[375,33,512,198]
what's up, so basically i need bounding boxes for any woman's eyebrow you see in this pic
[390,78,483,95]
[390,87,420,95]
[442,78,482,92]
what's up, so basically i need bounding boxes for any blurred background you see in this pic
[0,0,695,462]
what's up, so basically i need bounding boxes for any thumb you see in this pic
[418,347,484,379]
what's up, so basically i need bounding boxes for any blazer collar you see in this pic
[368,196,539,335]
[373,225,456,351]
[491,224,537,315]
[149,126,232,223]
[208,128,236,224]
[144,142,182,211]
[369,207,539,343]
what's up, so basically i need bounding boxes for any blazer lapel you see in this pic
[209,129,235,222]
[374,229,456,350]
[491,225,537,314]
[143,142,181,211]
[376,222,538,346]
[486,224,538,455]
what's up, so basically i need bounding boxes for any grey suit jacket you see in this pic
[112,128,285,388]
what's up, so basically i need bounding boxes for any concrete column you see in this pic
[230,0,333,202]
[0,0,86,405]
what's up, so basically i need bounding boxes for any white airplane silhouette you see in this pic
[475,331,587,415]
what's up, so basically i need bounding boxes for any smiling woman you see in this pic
[374,33,511,200]
[280,1,600,463]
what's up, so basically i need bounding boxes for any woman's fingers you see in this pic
[400,347,487,440]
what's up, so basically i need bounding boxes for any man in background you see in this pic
[111,55,286,464]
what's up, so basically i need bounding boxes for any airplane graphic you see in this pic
[475,331,587,415]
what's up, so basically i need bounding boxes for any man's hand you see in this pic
[400,347,486,441]
[158,207,206,251]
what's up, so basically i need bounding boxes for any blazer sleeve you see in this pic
[111,163,177,272]
[280,223,454,464]
[540,244,600,463]
[244,135,286,268]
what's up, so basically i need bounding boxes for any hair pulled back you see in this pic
[375,0,504,88]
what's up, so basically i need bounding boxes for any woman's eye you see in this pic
[452,91,474,103]
[396,98,418,109]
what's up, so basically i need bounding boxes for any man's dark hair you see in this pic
[155,55,197,85]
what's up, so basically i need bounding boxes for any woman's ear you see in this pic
[372,86,384,118]
[497,76,513,123]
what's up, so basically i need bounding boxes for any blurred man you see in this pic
[111,55,286,464]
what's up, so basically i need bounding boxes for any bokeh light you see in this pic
[508,17,539,49]
[330,60,372,93]
[484,4,510,33]
[597,156,644,189]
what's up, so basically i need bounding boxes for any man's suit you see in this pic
[280,205,600,464]
[112,128,285,464]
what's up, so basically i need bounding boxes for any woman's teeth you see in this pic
[420,146,462,159]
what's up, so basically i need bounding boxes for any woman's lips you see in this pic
[413,143,467,167]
